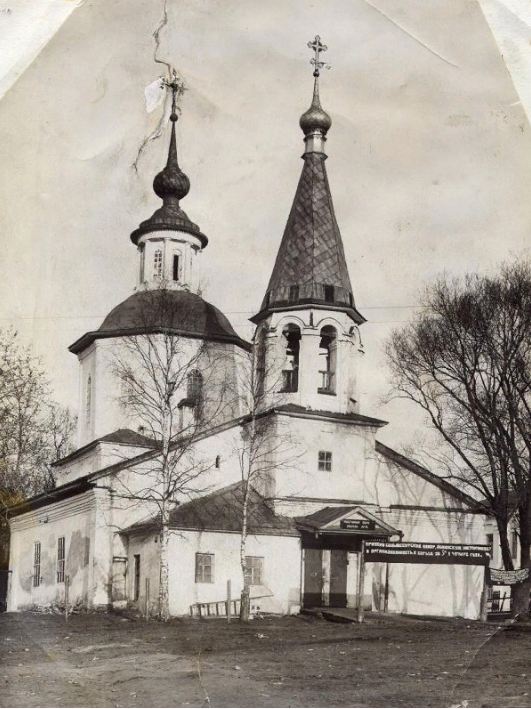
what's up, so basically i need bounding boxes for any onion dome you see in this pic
[130,112,208,247]
[299,76,332,137]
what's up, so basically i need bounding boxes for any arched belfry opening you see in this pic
[318,325,337,394]
[280,324,301,392]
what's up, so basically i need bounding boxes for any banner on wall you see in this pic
[364,541,491,566]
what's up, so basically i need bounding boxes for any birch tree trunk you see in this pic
[159,505,171,621]
[239,479,250,622]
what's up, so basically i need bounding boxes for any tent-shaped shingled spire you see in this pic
[251,36,364,326]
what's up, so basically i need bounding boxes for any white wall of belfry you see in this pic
[258,308,362,415]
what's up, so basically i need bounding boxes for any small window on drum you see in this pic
[172,254,180,282]
[324,285,334,303]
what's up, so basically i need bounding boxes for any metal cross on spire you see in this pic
[160,69,185,121]
[307,35,330,77]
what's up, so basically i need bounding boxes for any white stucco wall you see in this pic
[8,491,95,611]
[126,529,302,617]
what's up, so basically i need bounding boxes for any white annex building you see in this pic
[7,44,491,620]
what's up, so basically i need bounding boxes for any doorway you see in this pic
[303,549,323,607]
[329,550,348,607]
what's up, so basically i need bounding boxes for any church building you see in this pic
[7,40,489,620]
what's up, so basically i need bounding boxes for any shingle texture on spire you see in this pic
[253,152,364,323]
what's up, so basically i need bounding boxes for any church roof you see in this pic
[375,441,482,510]
[252,153,364,324]
[126,481,299,537]
[69,289,251,354]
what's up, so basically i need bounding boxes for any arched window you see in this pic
[187,370,203,400]
[86,374,92,428]
[318,326,337,394]
[255,327,267,397]
[153,249,163,279]
[280,324,301,392]
[187,370,203,416]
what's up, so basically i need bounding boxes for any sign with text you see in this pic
[340,519,376,531]
[489,567,530,586]
[364,541,491,566]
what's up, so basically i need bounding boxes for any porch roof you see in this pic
[295,505,401,537]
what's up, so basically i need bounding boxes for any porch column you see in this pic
[322,549,331,606]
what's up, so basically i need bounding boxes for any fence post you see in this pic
[65,575,70,623]
[145,578,150,620]
[383,563,390,613]
[226,580,231,623]
[479,565,489,622]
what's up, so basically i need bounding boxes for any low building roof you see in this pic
[375,440,483,511]
[275,404,387,427]
[52,428,157,468]
[126,482,299,537]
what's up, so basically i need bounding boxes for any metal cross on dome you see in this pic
[308,35,330,77]
[161,69,185,117]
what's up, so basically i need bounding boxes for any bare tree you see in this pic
[0,329,77,566]
[111,286,238,620]
[386,261,530,615]
[232,342,303,621]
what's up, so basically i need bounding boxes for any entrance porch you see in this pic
[295,505,401,610]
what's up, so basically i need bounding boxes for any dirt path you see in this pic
[1,612,529,707]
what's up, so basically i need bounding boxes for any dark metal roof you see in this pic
[130,118,207,247]
[375,441,483,511]
[252,152,364,325]
[8,477,96,517]
[69,289,251,354]
[276,404,387,427]
[52,428,157,468]
[126,482,299,537]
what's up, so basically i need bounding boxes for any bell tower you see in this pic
[251,37,365,415]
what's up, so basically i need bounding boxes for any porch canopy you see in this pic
[295,505,402,551]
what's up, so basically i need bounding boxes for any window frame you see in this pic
[57,536,65,584]
[133,554,141,601]
[153,248,163,279]
[318,450,333,472]
[195,552,214,584]
[244,556,264,586]
[33,541,41,587]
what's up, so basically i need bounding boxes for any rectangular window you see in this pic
[195,553,214,583]
[33,542,41,587]
[511,530,518,559]
[318,450,333,471]
[288,285,299,303]
[244,556,263,586]
[57,537,65,583]
[172,254,180,282]
[133,554,140,601]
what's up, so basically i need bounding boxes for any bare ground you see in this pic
[0,611,530,707]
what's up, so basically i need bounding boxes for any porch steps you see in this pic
[301,607,356,624]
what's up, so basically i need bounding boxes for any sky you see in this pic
[0,0,530,453]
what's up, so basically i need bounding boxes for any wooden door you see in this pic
[303,549,323,607]
[329,549,348,607]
